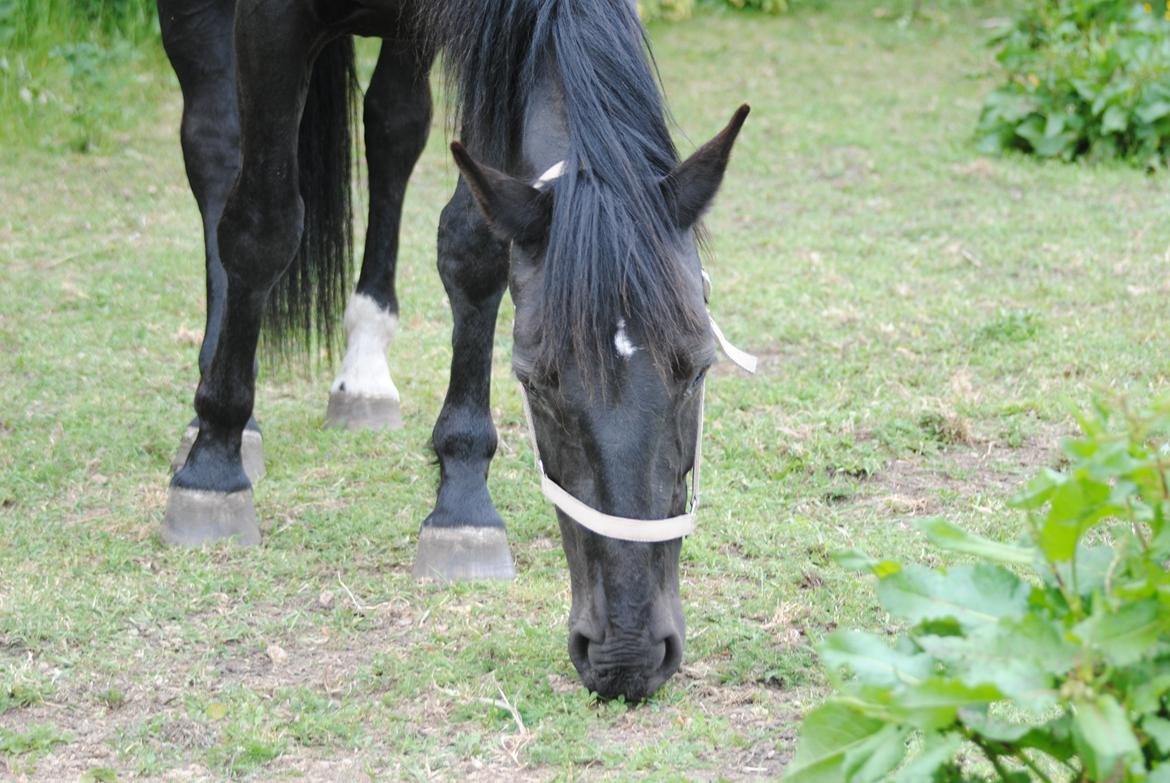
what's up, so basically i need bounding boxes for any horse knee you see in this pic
[437,195,509,301]
[365,90,431,168]
[217,182,304,290]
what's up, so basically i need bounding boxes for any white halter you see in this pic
[517,162,758,543]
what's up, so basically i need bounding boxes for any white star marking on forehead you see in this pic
[614,319,638,359]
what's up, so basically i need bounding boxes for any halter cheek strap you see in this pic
[517,160,757,542]
[519,383,705,542]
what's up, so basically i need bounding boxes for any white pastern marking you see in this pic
[331,293,400,399]
[614,318,638,359]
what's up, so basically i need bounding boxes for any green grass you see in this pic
[2,2,1170,779]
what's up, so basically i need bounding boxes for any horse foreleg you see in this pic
[159,0,265,483]
[327,42,434,431]
[163,1,321,546]
[413,180,514,580]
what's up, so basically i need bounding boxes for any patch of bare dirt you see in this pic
[0,594,424,782]
[849,425,1069,517]
[2,618,803,782]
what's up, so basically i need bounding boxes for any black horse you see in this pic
[158,0,747,702]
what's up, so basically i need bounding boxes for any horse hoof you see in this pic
[324,391,403,431]
[172,427,265,483]
[161,487,260,547]
[412,526,515,582]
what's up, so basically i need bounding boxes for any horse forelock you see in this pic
[426,0,709,384]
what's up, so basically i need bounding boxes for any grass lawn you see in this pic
[2,3,1169,780]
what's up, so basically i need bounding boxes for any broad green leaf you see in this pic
[1072,78,1099,102]
[996,613,1078,672]
[916,621,1062,715]
[1016,117,1074,158]
[1038,475,1116,562]
[915,518,1035,566]
[832,549,901,578]
[1102,104,1128,133]
[1143,716,1170,756]
[842,723,910,783]
[1137,100,1170,125]
[1074,599,1170,667]
[960,710,1077,761]
[1010,468,1063,510]
[877,564,1030,632]
[959,709,1031,742]
[1072,694,1141,782]
[1043,112,1066,138]
[1052,544,1113,598]
[783,702,887,783]
[819,631,931,688]
[1149,764,1170,783]
[890,678,1002,731]
[1131,673,1170,714]
[890,732,962,783]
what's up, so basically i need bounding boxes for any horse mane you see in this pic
[423,0,709,380]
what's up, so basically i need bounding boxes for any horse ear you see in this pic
[450,142,551,247]
[662,104,750,229]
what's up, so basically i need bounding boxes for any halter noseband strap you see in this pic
[518,161,757,543]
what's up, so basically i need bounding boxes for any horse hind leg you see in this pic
[326,42,434,431]
[163,1,323,546]
[160,0,265,484]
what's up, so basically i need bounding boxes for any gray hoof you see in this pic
[324,391,403,431]
[413,526,515,582]
[172,427,265,483]
[161,487,260,547]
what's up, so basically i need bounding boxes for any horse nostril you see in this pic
[568,629,593,676]
[656,632,683,680]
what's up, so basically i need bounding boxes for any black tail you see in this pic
[261,36,360,363]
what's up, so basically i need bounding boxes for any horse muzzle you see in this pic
[568,625,684,702]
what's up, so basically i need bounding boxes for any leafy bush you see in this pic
[639,0,698,21]
[714,0,790,11]
[639,0,788,22]
[50,40,143,151]
[1,0,160,151]
[977,0,1170,167]
[784,397,1170,782]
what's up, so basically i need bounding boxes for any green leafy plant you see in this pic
[639,0,788,22]
[784,396,1170,782]
[48,40,140,151]
[977,0,1170,167]
[712,0,790,12]
[2,0,159,152]
[638,0,698,21]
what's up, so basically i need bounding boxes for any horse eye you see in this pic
[690,368,708,390]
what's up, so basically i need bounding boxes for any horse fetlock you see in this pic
[324,293,403,430]
[173,424,265,483]
[331,294,399,399]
